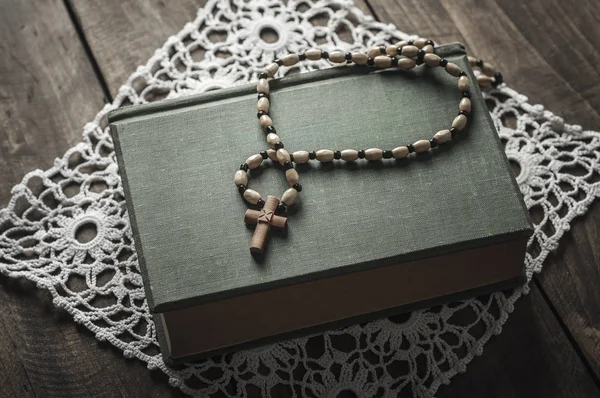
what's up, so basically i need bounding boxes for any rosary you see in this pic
[234,38,503,254]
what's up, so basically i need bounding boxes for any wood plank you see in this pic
[0,0,179,396]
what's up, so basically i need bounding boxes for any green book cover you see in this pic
[109,43,532,315]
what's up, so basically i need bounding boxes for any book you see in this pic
[109,43,533,364]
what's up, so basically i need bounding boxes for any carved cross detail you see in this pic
[244,195,287,254]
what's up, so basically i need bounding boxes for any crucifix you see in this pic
[244,195,288,253]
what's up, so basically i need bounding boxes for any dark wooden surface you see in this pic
[1,0,599,396]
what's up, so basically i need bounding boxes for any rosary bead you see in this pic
[299,53,306,61]
[234,170,248,186]
[267,149,278,161]
[401,45,419,57]
[240,163,249,172]
[407,39,414,45]
[277,148,291,165]
[444,62,462,77]
[281,54,300,66]
[367,47,381,58]
[416,50,426,64]
[423,44,434,54]
[305,48,322,60]
[450,127,458,137]
[286,168,300,186]
[476,59,484,68]
[425,39,434,46]
[439,58,448,67]
[267,133,280,147]
[458,75,470,91]
[414,38,427,47]
[476,75,493,87]
[334,150,342,160]
[277,203,287,214]
[485,62,497,77]
[433,129,452,144]
[385,45,398,56]
[243,189,261,204]
[429,138,438,148]
[341,149,358,161]
[259,115,273,128]
[257,79,269,94]
[283,161,293,170]
[316,149,334,162]
[407,144,415,153]
[264,62,280,77]
[383,150,393,159]
[391,57,399,67]
[413,140,431,153]
[397,58,417,70]
[258,72,268,79]
[494,72,503,85]
[260,151,268,159]
[265,125,276,134]
[374,56,392,68]
[257,110,267,119]
[468,55,477,66]
[257,198,265,208]
[394,40,408,48]
[257,92,268,99]
[392,146,409,159]
[462,90,471,98]
[321,50,329,59]
[458,110,468,116]
[281,188,298,206]
[367,57,375,66]
[246,154,263,169]
[452,114,468,131]
[257,97,270,112]
[292,151,310,163]
[423,53,441,67]
[352,52,368,65]
[329,51,346,63]
[275,59,283,66]
[293,183,302,192]
[309,151,317,160]
[358,150,365,159]
[459,98,472,113]
[345,52,352,61]
[365,148,383,161]
[238,184,247,194]
[274,142,284,150]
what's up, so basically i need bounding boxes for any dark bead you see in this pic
[257,199,265,208]
[309,151,316,160]
[293,183,302,192]
[493,72,503,87]
[450,127,458,137]
[462,90,471,98]
[283,161,293,170]
[407,144,415,153]
[367,57,375,66]
[277,203,287,213]
[417,50,425,64]
[476,59,484,68]
[439,58,448,67]
[430,138,438,148]
[237,184,247,194]
[289,153,294,162]
[321,51,329,59]
[459,71,467,76]
[379,46,386,54]
[257,110,267,118]
[275,59,283,66]
[258,72,268,79]
[397,46,403,55]
[258,92,268,99]
[391,57,398,67]
[408,39,414,45]
[334,151,341,160]
[358,150,365,159]
[425,39,434,46]
[266,125,276,134]
[240,163,248,172]
[299,53,307,61]
[345,52,352,60]
[458,110,468,116]
[260,151,268,159]
[383,150,393,159]
[274,142,284,150]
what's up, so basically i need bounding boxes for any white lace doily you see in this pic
[1,1,599,396]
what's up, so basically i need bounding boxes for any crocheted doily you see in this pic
[1,1,598,396]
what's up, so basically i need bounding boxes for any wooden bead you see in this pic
[234,170,248,185]
[445,62,462,77]
[341,149,358,161]
[243,189,261,204]
[413,139,431,153]
[394,40,408,48]
[257,79,269,94]
[414,38,427,47]
[392,146,409,159]
[266,133,280,147]
[292,151,310,163]
[423,44,434,53]
[477,75,493,87]
[305,48,321,60]
[459,98,472,113]
[452,114,468,131]
[367,47,381,58]
[468,56,478,66]
[267,149,277,161]
[281,188,298,206]
[246,154,263,169]
[259,115,273,128]
[277,148,290,165]
[374,56,392,68]
[433,129,452,144]
[286,169,300,186]
[365,148,383,161]
[458,75,470,91]
[329,51,346,63]
[257,97,269,112]
[264,62,279,77]
[352,52,368,65]
[316,149,334,162]
[397,58,416,70]
[385,46,398,56]
[401,45,419,57]
[281,54,300,66]
[482,63,496,77]
[423,53,441,67]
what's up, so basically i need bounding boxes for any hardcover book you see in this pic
[109,43,533,364]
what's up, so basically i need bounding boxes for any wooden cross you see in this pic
[244,195,287,254]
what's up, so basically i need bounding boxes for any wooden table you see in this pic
[1,0,599,396]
